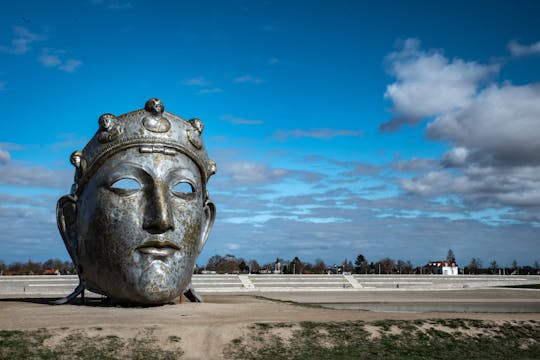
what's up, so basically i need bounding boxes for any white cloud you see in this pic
[39,48,82,73]
[0,26,43,55]
[392,157,438,173]
[0,203,68,262]
[382,38,498,132]
[204,183,540,265]
[0,142,25,151]
[197,87,223,95]
[0,27,81,73]
[400,83,540,208]
[401,165,540,209]
[441,147,469,167]
[273,128,363,141]
[222,114,264,125]
[234,74,264,84]
[182,76,212,86]
[0,162,71,189]
[221,161,288,185]
[38,52,62,67]
[91,0,132,9]
[507,40,540,57]
[334,161,383,176]
[0,149,10,165]
[58,59,82,73]
[428,84,540,166]
[380,39,540,213]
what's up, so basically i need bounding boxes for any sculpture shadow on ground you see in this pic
[0,296,178,308]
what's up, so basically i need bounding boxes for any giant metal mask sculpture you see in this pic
[56,98,216,304]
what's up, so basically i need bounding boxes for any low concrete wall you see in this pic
[1,274,539,296]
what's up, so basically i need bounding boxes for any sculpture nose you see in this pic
[143,182,174,233]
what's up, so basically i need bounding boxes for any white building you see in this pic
[428,261,459,275]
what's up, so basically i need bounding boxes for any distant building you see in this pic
[427,261,458,275]
[274,258,281,274]
[201,270,217,274]
[42,268,60,275]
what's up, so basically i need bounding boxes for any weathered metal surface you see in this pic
[57,98,216,304]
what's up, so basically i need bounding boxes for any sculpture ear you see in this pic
[199,198,216,253]
[57,195,79,264]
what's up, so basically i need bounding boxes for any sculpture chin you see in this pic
[137,261,185,303]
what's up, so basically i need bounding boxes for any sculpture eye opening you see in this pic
[172,181,194,196]
[110,178,141,194]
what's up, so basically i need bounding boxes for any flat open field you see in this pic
[1,288,539,359]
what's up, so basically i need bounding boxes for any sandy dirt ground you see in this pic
[1,293,539,359]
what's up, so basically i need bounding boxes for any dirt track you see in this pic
[1,293,540,359]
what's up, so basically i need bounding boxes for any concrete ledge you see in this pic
[1,274,539,297]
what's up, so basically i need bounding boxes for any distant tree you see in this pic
[204,254,243,273]
[52,259,64,271]
[290,256,304,274]
[467,257,482,274]
[7,262,23,275]
[0,260,5,274]
[446,249,456,264]
[312,258,326,273]
[511,260,519,275]
[406,260,414,274]
[534,261,540,273]
[490,260,498,274]
[221,255,242,273]
[238,260,249,273]
[397,259,413,274]
[62,260,75,274]
[206,255,223,271]
[42,259,55,270]
[354,254,369,274]
[302,261,313,273]
[378,258,396,274]
[342,258,353,273]
[248,259,260,273]
[25,260,41,275]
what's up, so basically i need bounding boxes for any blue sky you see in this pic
[1,0,539,267]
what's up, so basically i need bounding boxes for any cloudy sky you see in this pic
[1,1,539,267]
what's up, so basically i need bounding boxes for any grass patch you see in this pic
[0,328,183,360]
[225,319,540,359]
[0,329,55,360]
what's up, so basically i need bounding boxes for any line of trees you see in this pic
[0,259,75,275]
[464,258,540,275]
[199,254,418,275]
[1,251,539,276]
[198,251,540,275]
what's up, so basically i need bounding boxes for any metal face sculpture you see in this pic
[57,98,216,304]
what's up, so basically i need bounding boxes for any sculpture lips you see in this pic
[137,240,180,256]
